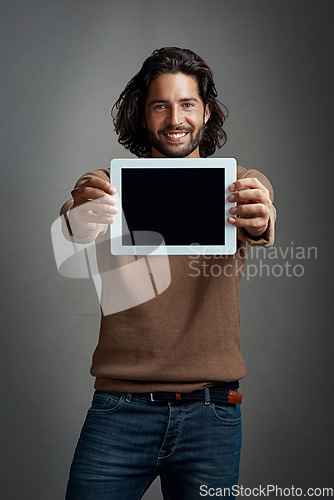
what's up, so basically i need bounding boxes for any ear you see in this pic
[204,103,212,124]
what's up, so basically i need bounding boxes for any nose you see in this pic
[166,104,184,127]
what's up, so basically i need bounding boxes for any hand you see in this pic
[68,176,118,239]
[227,177,272,238]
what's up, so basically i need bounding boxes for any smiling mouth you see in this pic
[163,131,189,142]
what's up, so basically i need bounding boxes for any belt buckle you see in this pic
[149,392,182,402]
[150,392,164,402]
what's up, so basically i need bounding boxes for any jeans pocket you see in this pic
[210,402,242,425]
[88,391,125,415]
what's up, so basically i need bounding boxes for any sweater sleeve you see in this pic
[59,168,111,244]
[236,166,276,247]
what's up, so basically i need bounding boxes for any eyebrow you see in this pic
[149,98,200,106]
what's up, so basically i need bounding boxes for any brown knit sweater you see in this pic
[60,165,276,393]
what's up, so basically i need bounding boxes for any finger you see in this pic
[71,208,117,226]
[74,201,118,216]
[86,196,118,209]
[86,213,116,224]
[228,188,268,204]
[227,216,267,230]
[88,202,119,216]
[229,203,268,218]
[73,188,117,206]
[229,177,267,193]
[81,176,116,195]
[72,178,116,201]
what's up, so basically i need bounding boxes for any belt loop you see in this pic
[204,388,210,406]
[125,392,132,403]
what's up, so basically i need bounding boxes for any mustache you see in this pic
[159,126,192,134]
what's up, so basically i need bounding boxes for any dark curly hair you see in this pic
[111,47,228,158]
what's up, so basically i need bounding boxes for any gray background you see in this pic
[1,0,333,498]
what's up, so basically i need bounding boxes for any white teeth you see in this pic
[165,132,187,139]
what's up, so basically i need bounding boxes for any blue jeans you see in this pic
[66,389,242,499]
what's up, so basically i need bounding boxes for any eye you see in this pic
[154,104,167,110]
[182,102,194,108]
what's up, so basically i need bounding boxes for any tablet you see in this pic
[110,158,237,255]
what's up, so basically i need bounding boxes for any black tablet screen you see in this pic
[121,168,225,246]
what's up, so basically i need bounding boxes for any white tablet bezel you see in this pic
[110,157,237,256]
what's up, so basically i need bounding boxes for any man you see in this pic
[61,47,276,499]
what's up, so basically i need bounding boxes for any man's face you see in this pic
[143,73,212,158]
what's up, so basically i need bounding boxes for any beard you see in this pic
[146,123,205,158]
